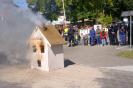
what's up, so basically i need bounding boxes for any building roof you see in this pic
[39,25,66,46]
[121,11,133,17]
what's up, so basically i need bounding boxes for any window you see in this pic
[37,60,41,67]
[32,39,44,53]
[32,45,36,52]
[40,44,44,53]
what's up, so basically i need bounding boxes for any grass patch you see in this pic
[118,50,133,59]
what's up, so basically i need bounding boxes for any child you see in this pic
[100,30,107,46]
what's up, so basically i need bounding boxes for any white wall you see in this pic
[48,45,64,71]
[30,29,49,71]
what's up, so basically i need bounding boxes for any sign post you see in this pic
[130,15,132,50]
[62,0,66,25]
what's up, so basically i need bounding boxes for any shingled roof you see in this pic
[39,25,66,46]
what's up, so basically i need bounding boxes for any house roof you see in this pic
[121,11,133,17]
[39,25,66,46]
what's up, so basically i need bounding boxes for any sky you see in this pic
[12,0,28,9]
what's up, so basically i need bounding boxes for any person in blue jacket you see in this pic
[119,26,126,45]
[89,27,96,46]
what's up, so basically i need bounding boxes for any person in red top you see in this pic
[100,29,107,46]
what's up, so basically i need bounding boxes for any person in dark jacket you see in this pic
[108,26,112,45]
[109,22,118,45]
[68,26,75,47]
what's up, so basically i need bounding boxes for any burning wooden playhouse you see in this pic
[27,25,65,71]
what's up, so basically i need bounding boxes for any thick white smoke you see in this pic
[0,0,49,65]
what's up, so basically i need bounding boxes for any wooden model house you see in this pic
[27,25,65,71]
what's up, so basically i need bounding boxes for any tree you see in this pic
[27,0,133,25]
[123,0,133,10]
[98,13,112,26]
[36,0,46,12]
[43,0,60,21]
[27,0,60,21]
[27,0,37,5]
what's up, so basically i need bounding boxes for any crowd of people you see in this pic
[62,22,129,47]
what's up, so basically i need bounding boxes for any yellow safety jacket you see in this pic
[64,28,68,35]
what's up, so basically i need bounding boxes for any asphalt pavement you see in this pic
[64,45,133,68]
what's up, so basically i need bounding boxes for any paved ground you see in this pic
[0,65,103,88]
[64,45,133,88]
[0,45,133,88]
[64,45,133,67]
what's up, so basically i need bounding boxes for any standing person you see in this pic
[104,27,109,45]
[74,25,79,46]
[100,29,107,46]
[63,26,69,41]
[68,26,75,47]
[90,27,96,46]
[87,26,91,45]
[79,26,85,45]
[84,26,89,45]
[77,26,81,45]
[109,22,118,45]
[74,32,79,46]
[108,26,112,45]
[96,26,101,45]
[119,26,126,45]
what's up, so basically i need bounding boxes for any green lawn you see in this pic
[118,50,133,59]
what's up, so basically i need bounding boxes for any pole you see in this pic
[130,15,132,50]
[62,0,66,25]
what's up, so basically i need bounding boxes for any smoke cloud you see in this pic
[0,0,49,65]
